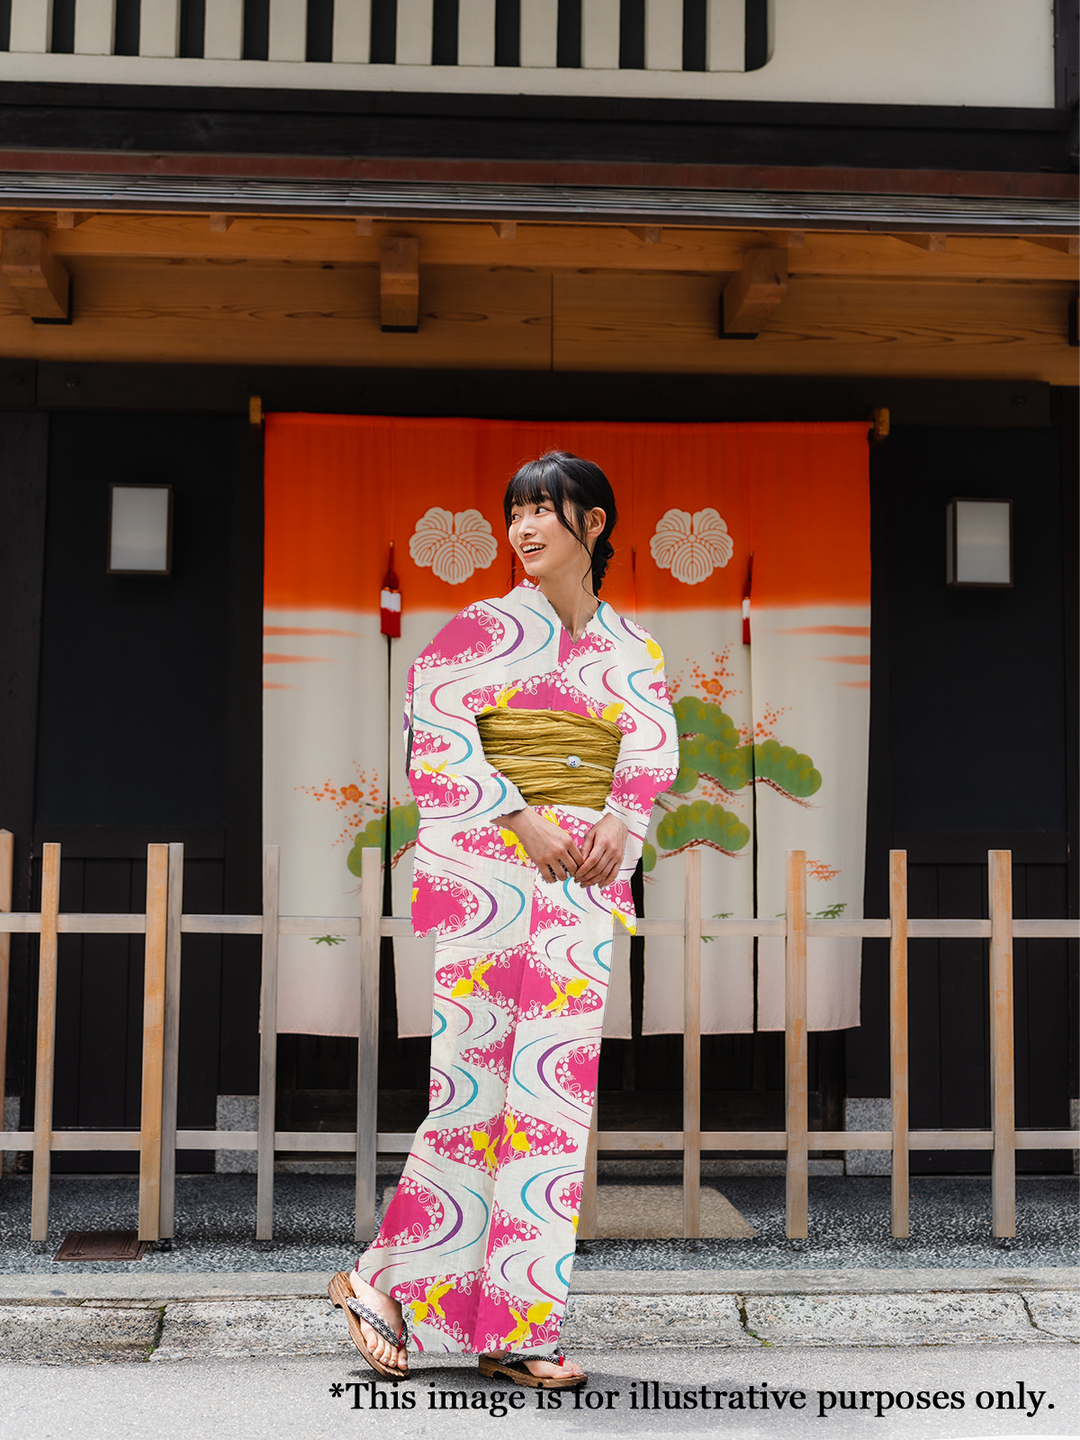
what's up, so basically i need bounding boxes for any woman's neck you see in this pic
[536,572,598,641]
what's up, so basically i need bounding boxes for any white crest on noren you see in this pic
[649,508,734,585]
[409,508,499,585]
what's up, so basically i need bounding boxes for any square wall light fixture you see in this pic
[946,498,1012,588]
[107,484,173,575]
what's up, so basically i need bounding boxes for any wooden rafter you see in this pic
[380,235,420,333]
[722,248,788,336]
[0,228,70,320]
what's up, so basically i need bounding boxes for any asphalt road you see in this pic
[1,1344,1076,1440]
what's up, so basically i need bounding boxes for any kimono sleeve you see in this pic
[403,619,528,827]
[602,626,680,842]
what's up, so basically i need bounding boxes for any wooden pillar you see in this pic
[30,843,60,1244]
[138,845,169,1242]
[355,847,381,1242]
[0,831,11,1139]
[889,849,910,1238]
[989,850,1016,1238]
[683,849,702,1237]
[158,843,185,1241]
[256,846,280,1241]
[785,848,808,1239]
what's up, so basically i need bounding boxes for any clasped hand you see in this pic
[499,808,628,888]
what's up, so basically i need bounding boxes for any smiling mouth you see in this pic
[521,544,544,556]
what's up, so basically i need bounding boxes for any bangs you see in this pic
[503,456,572,526]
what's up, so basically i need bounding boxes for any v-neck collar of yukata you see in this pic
[511,578,607,649]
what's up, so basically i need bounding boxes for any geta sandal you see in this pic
[478,1353,586,1389]
[328,1271,410,1379]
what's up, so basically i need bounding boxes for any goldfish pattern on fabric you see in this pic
[353,580,678,1355]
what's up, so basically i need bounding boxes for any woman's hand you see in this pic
[499,808,584,884]
[574,813,628,888]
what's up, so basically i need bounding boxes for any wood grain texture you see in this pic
[0,259,552,369]
[0,228,69,318]
[256,845,280,1242]
[784,848,808,1241]
[138,844,169,1243]
[30,843,60,1243]
[380,235,420,332]
[723,247,788,332]
[989,849,1016,1238]
[683,849,702,1238]
[889,849,909,1239]
[355,846,381,1243]
[158,842,184,1240]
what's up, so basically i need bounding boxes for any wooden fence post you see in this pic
[355,846,381,1243]
[989,849,1016,1238]
[785,849,808,1240]
[683,848,702,1238]
[0,831,12,1143]
[889,849,910,1239]
[159,842,184,1241]
[30,843,61,1245]
[138,844,169,1242]
[256,846,280,1242]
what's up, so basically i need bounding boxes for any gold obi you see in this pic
[475,708,622,810]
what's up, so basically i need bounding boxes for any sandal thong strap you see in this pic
[346,1297,407,1351]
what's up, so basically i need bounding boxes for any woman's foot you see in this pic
[348,1272,408,1372]
[482,1351,586,1383]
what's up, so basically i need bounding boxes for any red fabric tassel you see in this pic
[381,544,401,638]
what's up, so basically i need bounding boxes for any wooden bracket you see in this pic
[1,228,71,322]
[895,233,947,251]
[355,217,374,237]
[627,226,662,244]
[208,214,235,233]
[56,211,92,230]
[786,230,806,249]
[380,236,420,333]
[720,247,788,339]
[492,221,517,240]
[869,406,890,445]
[1026,235,1079,255]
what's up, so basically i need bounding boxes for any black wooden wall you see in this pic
[0,371,1074,1174]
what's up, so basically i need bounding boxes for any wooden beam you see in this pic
[784,848,808,1240]
[1,229,70,321]
[889,849,909,1239]
[895,233,947,251]
[1026,235,1080,255]
[722,247,788,336]
[56,211,93,230]
[380,235,420,333]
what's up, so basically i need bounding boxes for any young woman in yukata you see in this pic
[329,452,679,1388]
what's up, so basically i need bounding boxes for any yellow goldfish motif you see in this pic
[471,1112,531,1170]
[543,977,590,1014]
[411,887,418,903]
[421,759,448,773]
[502,1302,553,1348]
[614,908,637,936]
[451,959,494,998]
[481,685,521,713]
[601,701,624,723]
[410,1279,454,1325]
[646,637,664,673]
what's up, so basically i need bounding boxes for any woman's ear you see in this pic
[585,507,606,540]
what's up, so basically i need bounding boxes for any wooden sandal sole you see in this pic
[328,1272,410,1379]
[477,1355,586,1389]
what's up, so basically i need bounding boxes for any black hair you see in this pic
[503,451,617,595]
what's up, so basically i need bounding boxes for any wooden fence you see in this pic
[0,833,1076,1247]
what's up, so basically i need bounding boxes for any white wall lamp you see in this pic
[946,498,1012,588]
[107,484,174,576]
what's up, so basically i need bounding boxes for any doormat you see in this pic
[53,1230,149,1262]
[595,1185,757,1240]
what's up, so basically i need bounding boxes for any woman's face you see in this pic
[507,492,605,583]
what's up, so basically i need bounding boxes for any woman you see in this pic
[330,452,679,1386]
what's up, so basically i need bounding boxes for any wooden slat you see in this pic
[707,0,745,71]
[396,0,434,65]
[278,915,361,936]
[1014,1131,1080,1148]
[180,914,262,935]
[457,0,496,66]
[355,847,381,1242]
[56,914,146,933]
[332,0,372,62]
[581,0,620,67]
[890,849,910,1239]
[203,0,244,59]
[50,1130,141,1150]
[256,846,280,1241]
[30,842,60,1244]
[785,848,808,1240]
[989,849,1016,1238]
[0,915,40,933]
[577,1100,599,1240]
[73,0,116,55]
[139,0,181,57]
[520,0,558,67]
[808,918,892,938]
[0,832,12,1142]
[908,918,992,939]
[158,843,184,1240]
[645,0,683,70]
[596,1130,684,1149]
[137,845,169,1242]
[9,0,53,53]
[683,849,702,1237]
[268,0,308,62]
[1012,919,1080,939]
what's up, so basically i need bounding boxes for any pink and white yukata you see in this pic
[354,579,679,1356]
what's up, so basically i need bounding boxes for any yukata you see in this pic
[354,579,679,1356]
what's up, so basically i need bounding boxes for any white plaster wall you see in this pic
[0,0,1056,107]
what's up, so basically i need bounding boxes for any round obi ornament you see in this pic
[566,755,582,769]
